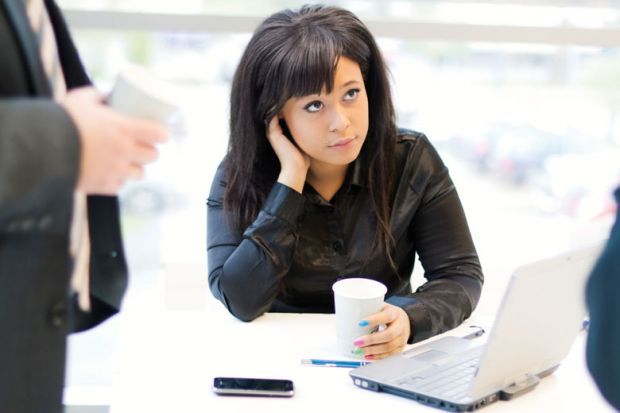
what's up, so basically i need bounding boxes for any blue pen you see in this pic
[301,359,372,368]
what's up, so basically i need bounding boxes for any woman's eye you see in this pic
[344,88,360,101]
[304,101,323,113]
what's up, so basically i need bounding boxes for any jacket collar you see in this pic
[1,0,51,95]
[349,156,364,190]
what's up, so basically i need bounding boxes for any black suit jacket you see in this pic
[0,1,128,412]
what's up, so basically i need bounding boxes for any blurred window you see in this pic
[59,0,619,404]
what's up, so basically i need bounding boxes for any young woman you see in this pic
[207,5,483,360]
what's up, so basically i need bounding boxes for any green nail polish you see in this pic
[352,347,364,355]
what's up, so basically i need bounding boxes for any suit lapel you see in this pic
[1,0,51,95]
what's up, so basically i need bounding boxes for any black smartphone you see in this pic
[212,377,294,397]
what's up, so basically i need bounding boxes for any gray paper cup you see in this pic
[107,65,179,122]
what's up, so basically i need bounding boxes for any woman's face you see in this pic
[280,57,369,171]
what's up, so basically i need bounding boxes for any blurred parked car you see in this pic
[486,123,567,184]
[531,150,620,220]
[450,121,587,185]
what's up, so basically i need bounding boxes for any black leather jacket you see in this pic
[207,130,483,343]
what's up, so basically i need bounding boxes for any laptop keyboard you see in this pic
[395,347,483,401]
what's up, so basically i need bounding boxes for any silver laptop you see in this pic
[350,243,603,412]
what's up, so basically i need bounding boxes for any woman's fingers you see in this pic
[265,116,310,193]
[266,116,285,142]
[266,116,297,159]
[354,304,411,359]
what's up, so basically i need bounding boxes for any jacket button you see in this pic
[48,301,68,328]
[38,214,53,230]
[333,240,343,253]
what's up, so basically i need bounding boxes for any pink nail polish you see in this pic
[353,339,364,346]
[364,355,375,360]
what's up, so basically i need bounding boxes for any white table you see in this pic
[64,260,615,413]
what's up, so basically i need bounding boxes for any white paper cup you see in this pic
[107,64,179,122]
[332,278,387,358]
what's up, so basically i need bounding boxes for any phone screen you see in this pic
[213,377,294,397]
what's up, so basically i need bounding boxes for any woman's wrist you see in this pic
[277,168,307,193]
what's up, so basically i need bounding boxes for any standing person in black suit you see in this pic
[0,0,167,412]
[586,187,620,410]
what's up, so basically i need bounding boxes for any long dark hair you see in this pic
[224,4,397,267]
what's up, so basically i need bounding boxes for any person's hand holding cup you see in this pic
[107,64,179,122]
[62,65,178,195]
[332,277,411,361]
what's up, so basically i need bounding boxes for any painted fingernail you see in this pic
[353,339,364,346]
[358,320,369,327]
[352,347,364,356]
[364,355,375,360]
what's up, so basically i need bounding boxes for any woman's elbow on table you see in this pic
[210,278,270,322]
[229,304,267,322]
[209,256,282,321]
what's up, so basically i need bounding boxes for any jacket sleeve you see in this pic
[207,163,306,321]
[0,98,80,234]
[586,188,620,410]
[387,135,483,343]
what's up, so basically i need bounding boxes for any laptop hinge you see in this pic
[499,374,540,400]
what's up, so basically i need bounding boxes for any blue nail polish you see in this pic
[358,320,369,327]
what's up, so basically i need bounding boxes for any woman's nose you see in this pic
[328,106,351,133]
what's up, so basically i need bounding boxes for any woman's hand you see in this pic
[266,116,310,193]
[353,303,411,360]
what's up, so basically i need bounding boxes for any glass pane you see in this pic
[57,0,620,29]
[64,27,619,315]
[63,11,619,405]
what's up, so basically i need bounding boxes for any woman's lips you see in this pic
[328,137,356,148]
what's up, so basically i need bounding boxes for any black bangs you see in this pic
[280,28,371,101]
[280,31,337,100]
[256,8,373,121]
